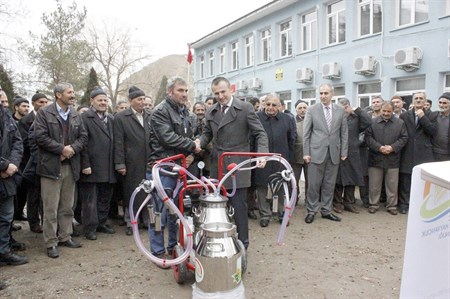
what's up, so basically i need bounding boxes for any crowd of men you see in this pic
[0,79,449,288]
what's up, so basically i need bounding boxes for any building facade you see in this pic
[190,0,450,111]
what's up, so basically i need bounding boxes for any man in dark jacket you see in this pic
[0,106,28,265]
[254,94,296,227]
[34,82,88,258]
[114,86,151,235]
[333,98,372,214]
[147,77,200,264]
[79,87,116,241]
[17,92,48,233]
[199,77,268,249]
[399,92,437,214]
[365,102,408,215]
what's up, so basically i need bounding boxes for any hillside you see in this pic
[119,54,194,102]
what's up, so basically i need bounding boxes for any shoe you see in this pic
[125,227,133,236]
[12,223,22,231]
[368,207,377,214]
[260,219,269,227]
[10,238,26,251]
[47,246,59,258]
[321,213,341,222]
[14,214,28,221]
[30,223,43,233]
[0,281,6,290]
[399,208,408,214]
[71,229,81,237]
[85,231,97,240]
[154,253,170,270]
[344,205,360,214]
[248,210,258,220]
[97,224,115,234]
[363,202,370,208]
[333,206,344,214]
[305,214,315,224]
[58,239,82,248]
[388,209,398,215]
[0,252,29,265]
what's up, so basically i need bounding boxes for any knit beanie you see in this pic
[13,95,28,106]
[90,86,107,99]
[31,93,48,102]
[128,86,145,100]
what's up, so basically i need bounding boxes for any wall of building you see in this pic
[191,0,450,111]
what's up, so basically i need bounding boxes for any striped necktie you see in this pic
[325,106,332,130]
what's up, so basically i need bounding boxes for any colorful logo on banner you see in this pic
[420,182,450,222]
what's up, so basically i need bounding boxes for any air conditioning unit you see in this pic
[394,47,422,69]
[248,78,262,90]
[353,56,376,75]
[235,80,247,91]
[322,62,341,79]
[296,68,313,83]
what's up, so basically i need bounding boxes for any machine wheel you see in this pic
[172,245,187,284]
[237,239,247,275]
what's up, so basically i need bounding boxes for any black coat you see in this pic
[365,116,408,169]
[34,103,87,181]
[79,109,116,184]
[148,97,196,164]
[113,107,151,201]
[0,108,23,197]
[254,111,296,187]
[17,111,35,170]
[336,108,372,186]
[399,109,437,174]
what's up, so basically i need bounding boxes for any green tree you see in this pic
[155,76,168,106]
[80,67,100,106]
[0,64,15,109]
[28,0,92,92]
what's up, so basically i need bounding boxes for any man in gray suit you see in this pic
[199,77,268,249]
[303,84,348,224]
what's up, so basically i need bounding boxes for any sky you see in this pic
[9,0,273,60]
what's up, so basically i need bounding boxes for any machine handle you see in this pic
[218,152,279,181]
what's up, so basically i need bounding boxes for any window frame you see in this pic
[396,0,429,28]
[261,28,272,63]
[219,47,225,73]
[357,0,382,37]
[326,0,346,45]
[208,51,214,77]
[231,41,239,71]
[245,35,254,67]
[300,10,317,52]
[279,20,292,58]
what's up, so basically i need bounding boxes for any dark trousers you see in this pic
[0,195,14,254]
[398,172,412,210]
[26,183,42,226]
[14,180,27,218]
[229,188,249,249]
[333,184,356,208]
[79,182,114,233]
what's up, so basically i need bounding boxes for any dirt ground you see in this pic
[0,191,407,299]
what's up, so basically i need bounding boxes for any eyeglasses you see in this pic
[266,103,278,107]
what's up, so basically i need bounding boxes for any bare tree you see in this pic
[87,20,152,108]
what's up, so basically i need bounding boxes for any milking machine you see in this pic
[129,152,298,298]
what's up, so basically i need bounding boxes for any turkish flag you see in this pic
[187,45,193,64]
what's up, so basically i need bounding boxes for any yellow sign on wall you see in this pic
[275,68,283,81]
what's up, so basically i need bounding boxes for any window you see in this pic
[231,42,239,71]
[445,73,450,92]
[219,47,225,73]
[357,82,381,108]
[301,11,317,52]
[208,52,214,77]
[397,0,429,27]
[279,91,292,111]
[447,0,450,15]
[332,85,345,104]
[200,55,205,79]
[245,35,254,67]
[279,20,292,58]
[327,1,346,45]
[358,0,382,37]
[301,89,316,105]
[395,76,425,107]
[261,28,271,62]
